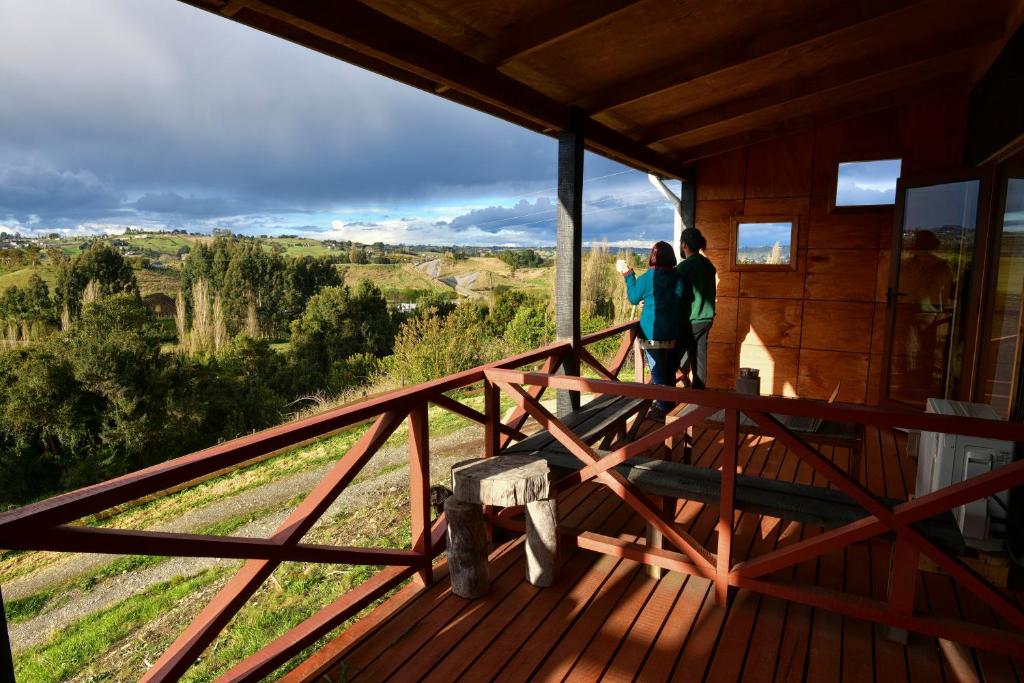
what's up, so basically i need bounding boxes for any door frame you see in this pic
[881,168,995,408]
[976,154,1024,419]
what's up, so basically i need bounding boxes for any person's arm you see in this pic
[624,269,646,305]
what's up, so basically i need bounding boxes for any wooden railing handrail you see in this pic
[484,368,1024,442]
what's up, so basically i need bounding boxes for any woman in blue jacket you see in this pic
[621,241,682,416]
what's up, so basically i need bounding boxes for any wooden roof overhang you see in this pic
[180,0,1023,179]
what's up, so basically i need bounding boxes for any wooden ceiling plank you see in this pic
[665,68,977,163]
[183,0,687,177]
[634,18,1006,145]
[661,45,986,151]
[577,0,926,115]
[472,0,645,66]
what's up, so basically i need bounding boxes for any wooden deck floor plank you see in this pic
[550,564,655,681]
[738,441,814,683]
[703,438,789,682]
[666,436,778,682]
[423,488,636,682]
[538,429,754,681]
[599,571,687,682]
[393,491,626,679]
[769,437,833,683]
[804,447,846,683]
[343,484,599,679]
[313,419,1013,683]
[453,496,640,682]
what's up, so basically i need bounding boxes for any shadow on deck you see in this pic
[298,422,1024,683]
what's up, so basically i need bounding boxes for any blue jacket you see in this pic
[625,267,682,342]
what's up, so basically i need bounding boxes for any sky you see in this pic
[0,0,679,247]
[835,159,901,206]
[735,222,792,249]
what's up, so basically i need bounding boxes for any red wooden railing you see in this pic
[0,321,636,682]
[2,319,1023,680]
[481,367,1024,657]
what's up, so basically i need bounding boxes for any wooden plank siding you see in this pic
[696,92,971,404]
[302,421,1022,683]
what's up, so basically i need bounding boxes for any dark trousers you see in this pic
[644,347,676,411]
[679,321,712,389]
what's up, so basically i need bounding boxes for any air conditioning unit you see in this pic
[916,399,1014,551]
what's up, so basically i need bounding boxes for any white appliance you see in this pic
[916,399,1014,551]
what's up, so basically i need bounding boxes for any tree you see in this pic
[282,255,341,323]
[289,281,394,389]
[55,242,138,318]
[390,304,487,384]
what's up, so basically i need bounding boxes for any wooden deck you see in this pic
[301,421,1023,682]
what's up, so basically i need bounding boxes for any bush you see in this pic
[390,304,488,384]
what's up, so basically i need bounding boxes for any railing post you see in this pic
[716,409,738,606]
[886,537,919,643]
[1,586,13,683]
[484,380,500,459]
[408,402,433,587]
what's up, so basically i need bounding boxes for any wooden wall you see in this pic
[695,90,969,404]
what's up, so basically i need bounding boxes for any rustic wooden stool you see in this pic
[447,455,557,598]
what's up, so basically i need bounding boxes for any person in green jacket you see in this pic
[676,228,716,389]
[621,241,682,414]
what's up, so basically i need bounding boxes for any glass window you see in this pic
[732,219,795,269]
[835,158,902,207]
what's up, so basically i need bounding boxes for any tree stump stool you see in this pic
[448,456,558,597]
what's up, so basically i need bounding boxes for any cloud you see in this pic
[132,192,236,217]
[0,162,122,222]
[0,2,688,244]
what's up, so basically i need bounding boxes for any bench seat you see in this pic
[514,448,966,555]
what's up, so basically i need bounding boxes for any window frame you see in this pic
[728,214,800,272]
[829,153,904,213]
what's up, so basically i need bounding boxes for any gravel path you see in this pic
[8,426,483,652]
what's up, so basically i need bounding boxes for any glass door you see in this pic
[977,157,1024,419]
[884,176,983,408]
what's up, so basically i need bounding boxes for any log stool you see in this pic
[446,455,558,598]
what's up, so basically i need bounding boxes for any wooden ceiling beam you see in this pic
[634,18,1006,146]
[666,68,977,163]
[471,0,644,66]
[180,0,688,178]
[577,0,926,115]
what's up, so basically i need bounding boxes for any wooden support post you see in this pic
[716,409,738,606]
[555,106,585,417]
[408,403,433,586]
[1,587,13,683]
[886,538,919,643]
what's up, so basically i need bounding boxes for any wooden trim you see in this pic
[728,214,800,272]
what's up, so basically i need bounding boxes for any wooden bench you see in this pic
[501,393,649,457]
[526,448,966,555]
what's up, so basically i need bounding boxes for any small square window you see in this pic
[835,158,902,207]
[730,216,798,271]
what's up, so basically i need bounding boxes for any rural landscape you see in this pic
[0,228,638,681]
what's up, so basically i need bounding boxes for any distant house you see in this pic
[142,292,177,318]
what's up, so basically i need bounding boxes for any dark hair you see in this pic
[649,240,677,268]
[680,227,707,253]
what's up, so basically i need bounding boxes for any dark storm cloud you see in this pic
[0,0,553,222]
[0,163,122,222]
[132,192,237,217]
[448,198,555,233]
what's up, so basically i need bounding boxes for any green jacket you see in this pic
[624,267,681,342]
[676,253,716,323]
